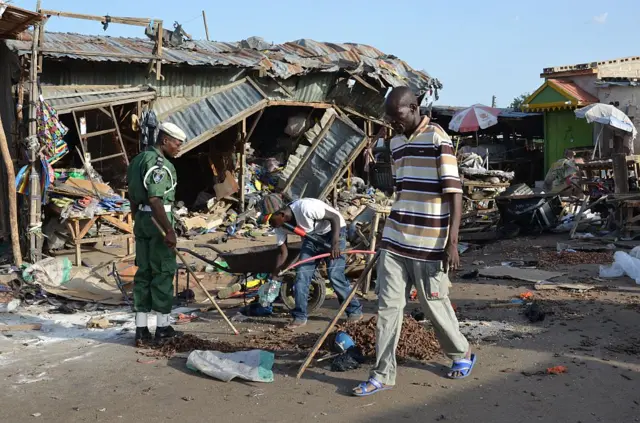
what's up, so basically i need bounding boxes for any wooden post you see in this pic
[155,21,163,81]
[296,253,380,380]
[0,115,22,266]
[27,0,43,263]
[362,209,380,295]
[202,10,210,41]
[74,219,81,266]
[110,105,129,165]
[612,153,629,194]
[238,119,247,212]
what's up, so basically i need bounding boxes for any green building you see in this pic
[522,78,598,171]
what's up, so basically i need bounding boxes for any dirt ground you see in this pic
[2,233,640,423]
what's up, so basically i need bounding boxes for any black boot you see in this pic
[155,325,183,342]
[135,327,152,344]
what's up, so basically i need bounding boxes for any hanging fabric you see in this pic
[140,108,159,149]
[36,95,69,161]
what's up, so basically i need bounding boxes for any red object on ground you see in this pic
[547,366,568,375]
[519,292,534,300]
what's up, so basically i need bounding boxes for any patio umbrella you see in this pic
[574,103,638,159]
[448,104,501,133]
[574,103,637,138]
[448,104,501,166]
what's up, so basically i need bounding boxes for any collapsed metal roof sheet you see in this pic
[283,109,367,200]
[5,32,438,92]
[168,78,268,157]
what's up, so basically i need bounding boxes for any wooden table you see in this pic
[462,180,511,211]
[65,212,134,265]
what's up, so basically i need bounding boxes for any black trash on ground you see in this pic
[331,346,366,372]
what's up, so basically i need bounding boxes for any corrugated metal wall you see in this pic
[40,60,245,98]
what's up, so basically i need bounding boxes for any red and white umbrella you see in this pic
[448,104,501,133]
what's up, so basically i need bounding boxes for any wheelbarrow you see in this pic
[177,242,327,314]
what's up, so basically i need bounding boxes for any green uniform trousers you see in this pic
[133,211,177,314]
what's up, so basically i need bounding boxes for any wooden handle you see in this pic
[151,217,239,335]
[296,252,379,379]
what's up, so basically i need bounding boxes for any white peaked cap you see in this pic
[159,122,187,142]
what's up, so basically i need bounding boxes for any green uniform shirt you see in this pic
[127,148,177,207]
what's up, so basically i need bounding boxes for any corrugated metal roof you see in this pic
[548,79,599,104]
[167,79,268,156]
[42,85,155,113]
[0,3,41,40]
[5,32,438,92]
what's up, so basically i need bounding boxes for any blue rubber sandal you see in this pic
[352,378,392,397]
[447,354,477,379]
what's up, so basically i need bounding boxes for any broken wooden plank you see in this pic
[534,281,596,291]
[0,323,42,331]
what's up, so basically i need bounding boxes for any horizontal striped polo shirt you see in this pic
[380,117,463,262]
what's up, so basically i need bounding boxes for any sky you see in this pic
[10,0,640,107]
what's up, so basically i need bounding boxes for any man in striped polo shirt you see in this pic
[353,87,475,397]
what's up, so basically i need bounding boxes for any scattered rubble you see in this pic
[538,251,613,268]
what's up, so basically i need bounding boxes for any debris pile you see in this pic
[338,316,440,361]
[538,251,613,268]
[138,331,321,358]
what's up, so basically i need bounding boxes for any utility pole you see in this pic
[202,10,210,41]
[491,95,497,108]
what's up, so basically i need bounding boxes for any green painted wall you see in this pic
[531,85,568,105]
[544,110,593,170]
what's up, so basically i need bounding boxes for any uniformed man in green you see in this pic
[127,122,186,343]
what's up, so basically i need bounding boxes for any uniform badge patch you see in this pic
[152,169,166,183]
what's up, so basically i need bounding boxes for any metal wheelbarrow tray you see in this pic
[180,242,304,275]
[217,242,303,274]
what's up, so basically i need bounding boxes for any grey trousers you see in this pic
[371,250,469,386]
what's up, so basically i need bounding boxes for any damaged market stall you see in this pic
[3,5,439,269]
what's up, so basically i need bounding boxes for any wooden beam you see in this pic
[97,107,113,119]
[0,324,42,331]
[613,153,630,194]
[245,109,264,144]
[99,214,134,234]
[238,119,247,213]
[71,110,87,156]
[84,128,116,139]
[0,114,22,266]
[90,152,126,163]
[40,9,160,27]
[76,234,133,245]
[110,105,130,165]
[268,100,333,108]
[155,21,163,81]
[77,217,99,240]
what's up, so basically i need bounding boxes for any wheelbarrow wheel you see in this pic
[280,272,326,314]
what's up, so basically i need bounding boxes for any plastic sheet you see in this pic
[599,248,640,284]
